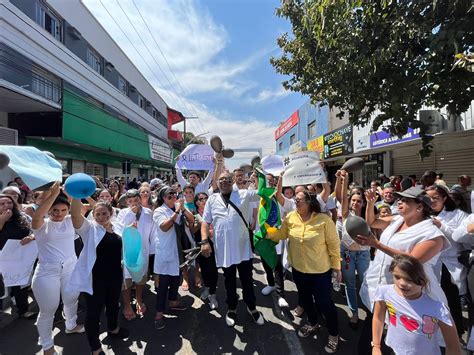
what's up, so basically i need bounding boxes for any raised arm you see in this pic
[176,167,187,189]
[275,171,285,207]
[341,172,350,219]
[70,198,86,229]
[32,181,61,230]
[334,170,343,204]
[365,189,393,229]
[201,166,214,191]
[210,153,224,192]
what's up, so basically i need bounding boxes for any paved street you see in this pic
[0,258,365,355]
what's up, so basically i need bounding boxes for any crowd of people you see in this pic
[0,152,473,355]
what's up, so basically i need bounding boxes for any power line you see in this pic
[112,0,203,135]
[130,0,207,134]
[99,0,199,134]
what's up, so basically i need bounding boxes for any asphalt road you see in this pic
[0,258,372,355]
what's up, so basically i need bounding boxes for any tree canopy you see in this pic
[271,0,473,157]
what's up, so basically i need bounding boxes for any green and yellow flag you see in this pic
[253,168,280,269]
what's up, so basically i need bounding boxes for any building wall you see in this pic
[1,0,168,139]
[275,101,330,155]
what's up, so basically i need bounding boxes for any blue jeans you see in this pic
[341,246,370,316]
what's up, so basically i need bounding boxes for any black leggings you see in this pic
[83,274,123,352]
[155,274,180,313]
[261,255,285,296]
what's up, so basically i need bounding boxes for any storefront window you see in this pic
[85,162,104,177]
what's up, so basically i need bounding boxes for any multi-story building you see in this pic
[276,99,474,187]
[0,0,182,180]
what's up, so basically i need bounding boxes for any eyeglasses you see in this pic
[218,178,232,183]
[198,197,208,201]
[294,198,306,203]
[166,193,177,200]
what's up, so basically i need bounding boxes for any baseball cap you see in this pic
[394,186,431,208]
[2,186,21,196]
[125,189,140,198]
[150,178,163,189]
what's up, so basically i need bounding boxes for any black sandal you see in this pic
[107,327,129,339]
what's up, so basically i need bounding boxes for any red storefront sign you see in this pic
[274,111,299,140]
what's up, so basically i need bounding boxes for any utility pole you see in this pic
[183,116,199,147]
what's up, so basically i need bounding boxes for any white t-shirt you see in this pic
[360,216,449,311]
[33,216,77,263]
[374,284,452,355]
[153,205,181,276]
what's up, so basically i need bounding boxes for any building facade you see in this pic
[276,99,474,187]
[1,0,182,180]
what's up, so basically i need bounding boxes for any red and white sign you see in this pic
[275,111,299,140]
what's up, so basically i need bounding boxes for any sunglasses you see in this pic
[198,197,208,201]
[166,193,177,200]
[219,178,232,183]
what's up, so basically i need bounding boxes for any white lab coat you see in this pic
[176,168,214,194]
[433,208,468,293]
[153,205,181,276]
[203,189,258,268]
[360,216,450,311]
[452,213,474,247]
[66,219,123,295]
[116,207,154,280]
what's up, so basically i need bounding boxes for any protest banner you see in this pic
[175,144,215,171]
[0,240,38,287]
[282,151,326,186]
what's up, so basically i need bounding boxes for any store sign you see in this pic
[370,127,420,148]
[148,135,172,163]
[275,111,299,140]
[307,135,324,158]
[323,124,353,159]
[354,135,370,153]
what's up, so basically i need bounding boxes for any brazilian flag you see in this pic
[253,168,280,269]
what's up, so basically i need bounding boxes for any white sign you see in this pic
[0,240,38,287]
[148,135,172,163]
[175,144,215,171]
[289,141,304,154]
[354,135,370,153]
[283,151,326,186]
[261,155,285,176]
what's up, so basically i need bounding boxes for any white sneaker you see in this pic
[261,285,276,296]
[277,297,289,308]
[247,307,265,326]
[225,310,237,327]
[208,294,218,310]
[200,287,210,300]
[65,324,85,334]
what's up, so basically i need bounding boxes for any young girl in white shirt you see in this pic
[372,255,461,355]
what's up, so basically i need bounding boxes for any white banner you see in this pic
[175,144,215,171]
[283,151,326,186]
[148,135,172,163]
[0,240,38,287]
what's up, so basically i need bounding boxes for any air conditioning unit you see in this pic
[419,110,446,134]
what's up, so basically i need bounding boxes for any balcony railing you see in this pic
[0,52,62,104]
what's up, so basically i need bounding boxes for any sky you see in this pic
[82,0,307,169]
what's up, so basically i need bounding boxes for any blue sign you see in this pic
[370,128,420,148]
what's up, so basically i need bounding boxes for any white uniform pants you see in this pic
[31,257,79,350]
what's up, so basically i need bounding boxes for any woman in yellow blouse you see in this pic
[267,189,341,353]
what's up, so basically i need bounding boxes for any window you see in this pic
[290,134,296,145]
[152,108,158,118]
[137,94,145,109]
[87,48,102,75]
[118,76,128,96]
[31,65,61,102]
[307,121,316,139]
[35,1,62,41]
[278,142,283,151]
